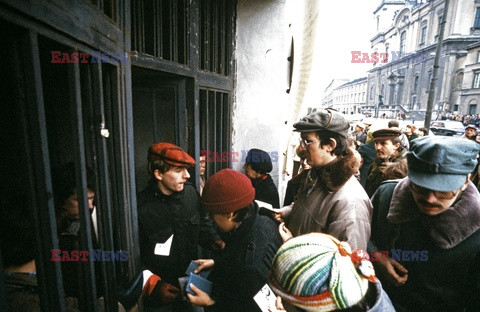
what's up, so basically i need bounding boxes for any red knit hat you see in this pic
[148,142,195,167]
[201,169,255,214]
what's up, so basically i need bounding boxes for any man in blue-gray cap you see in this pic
[275,108,372,250]
[368,136,480,311]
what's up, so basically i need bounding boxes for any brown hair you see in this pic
[148,158,174,175]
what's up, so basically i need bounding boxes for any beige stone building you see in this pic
[321,78,349,108]
[366,0,480,119]
[323,78,368,115]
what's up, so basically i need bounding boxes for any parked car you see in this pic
[430,120,465,136]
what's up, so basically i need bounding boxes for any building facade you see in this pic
[366,0,480,119]
[321,78,349,108]
[330,77,368,115]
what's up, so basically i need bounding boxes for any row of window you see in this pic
[397,7,480,56]
[334,92,366,103]
[369,69,479,108]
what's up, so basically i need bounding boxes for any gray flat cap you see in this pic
[293,109,350,137]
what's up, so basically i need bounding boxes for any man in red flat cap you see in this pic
[137,142,221,312]
[365,128,408,197]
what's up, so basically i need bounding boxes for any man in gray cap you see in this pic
[277,109,372,250]
[365,128,408,197]
[368,136,480,311]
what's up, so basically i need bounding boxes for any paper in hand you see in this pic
[254,284,279,312]
[256,200,293,214]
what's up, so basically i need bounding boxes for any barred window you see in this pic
[200,89,231,178]
[131,0,188,64]
[199,0,235,75]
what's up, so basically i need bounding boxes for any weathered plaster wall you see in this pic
[232,0,288,201]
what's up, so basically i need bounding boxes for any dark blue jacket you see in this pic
[207,206,283,312]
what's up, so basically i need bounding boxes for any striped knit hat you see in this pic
[269,233,376,311]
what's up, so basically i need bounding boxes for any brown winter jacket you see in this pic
[285,148,373,250]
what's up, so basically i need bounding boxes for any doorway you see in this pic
[132,67,188,190]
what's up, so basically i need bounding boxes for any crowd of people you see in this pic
[436,112,480,127]
[3,108,480,311]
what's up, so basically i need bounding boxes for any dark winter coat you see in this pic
[137,182,219,284]
[283,169,309,206]
[4,272,42,312]
[251,174,280,207]
[353,130,367,147]
[4,272,119,312]
[57,216,104,299]
[206,206,283,312]
[368,178,480,311]
[357,141,376,188]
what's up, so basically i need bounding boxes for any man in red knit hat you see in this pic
[137,142,221,312]
[187,169,283,312]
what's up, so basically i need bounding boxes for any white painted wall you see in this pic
[232,0,289,204]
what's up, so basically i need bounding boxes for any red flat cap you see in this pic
[148,142,195,167]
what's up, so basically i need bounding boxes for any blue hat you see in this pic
[245,149,273,173]
[407,136,480,192]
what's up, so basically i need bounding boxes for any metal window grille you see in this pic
[131,0,188,64]
[200,89,231,178]
[89,0,117,21]
[199,0,235,75]
[0,23,131,311]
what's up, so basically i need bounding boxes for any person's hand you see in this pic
[372,252,408,286]
[193,259,215,273]
[278,222,293,242]
[274,211,286,223]
[150,281,180,304]
[274,295,285,311]
[186,283,215,307]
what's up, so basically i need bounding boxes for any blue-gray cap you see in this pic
[293,109,350,137]
[407,136,480,192]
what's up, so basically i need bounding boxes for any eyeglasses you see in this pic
[409,182,458,200]
[299,138,320,147]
